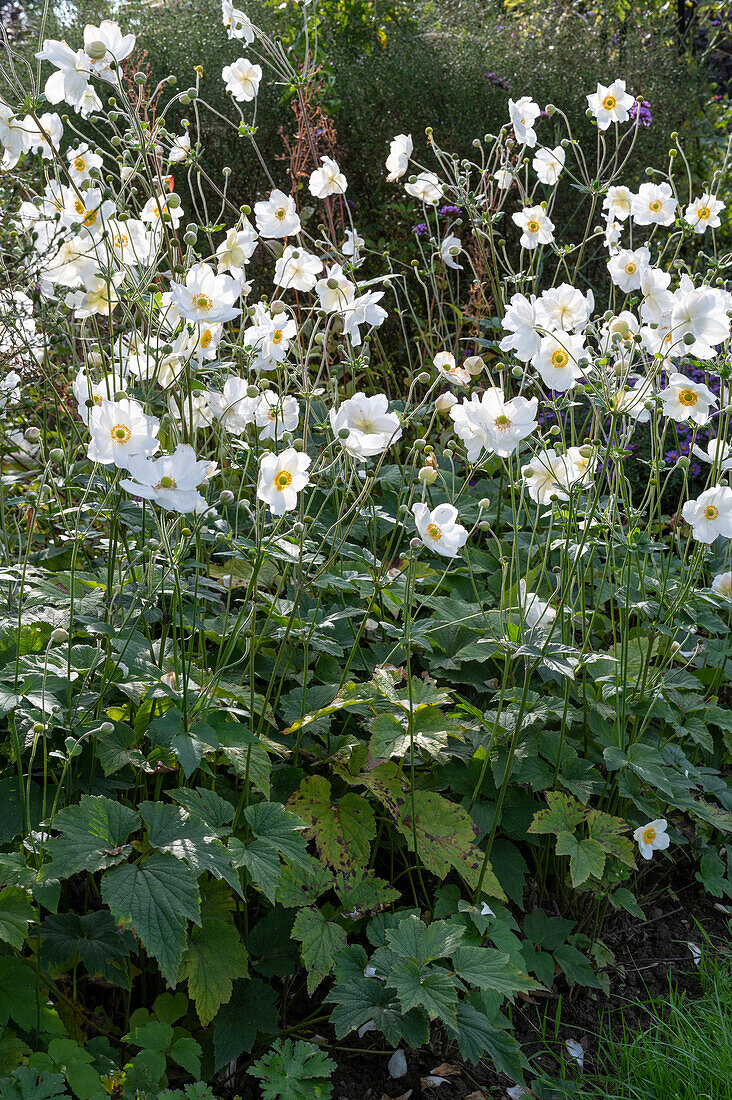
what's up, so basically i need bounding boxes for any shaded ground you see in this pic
[326,884,729,1100]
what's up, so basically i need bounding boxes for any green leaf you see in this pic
[0,1068,68,1100]
[554,835,606,887]
[396,790,505,899]
[277,860,334,908]
[101,853,201,984]
[248,1039,335,1100]
[140,801,243,897]
[243,802,311,868]
[41,911,135,988]
[324,945,429,1048]
[452,1002,525,1076]
[171,789,234,836]
[291,907,347,994]
[528,791,585,837]
[179,916,249,1025]
[230,838,281,904]
[30,1039,103,1100]
[388,959,459,1027]
[384,914,464,965]
[213,978,279,1071]
[553,943,602,988]
[0,886,35,950]
[586,808,636,868]
[452,946,542,997]
[288,777,375,877]
[43,796,140,879]
[0,958,42,1030]
[608,887,645,919]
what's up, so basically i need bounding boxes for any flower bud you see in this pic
[24,427,40,442]
[85,40,107,60]
[409,537,422,550]
[479,497,490,510]
[418,465,438,485]
[219,489,235,504]
[50,628,69,645]
[364,618,379,631]
[435,392,457,414]
[338,427,351,440]
[416,371,431,384]
[270,299,286,315]
[49,448,64,462]
[100,722,115,733]
[464,355,484,376]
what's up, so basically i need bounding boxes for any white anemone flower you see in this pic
[168,132,191,163]
[682,486,732,544]
[315,264,355,313]
[500,293,541,363]
[385,133,412,182]
[521,448,585,504]
[120,444,214,513]
[691,437,732,473]
[309,156,347,198]
[607,246,650,292]
[140,193,184,229]
[222,57,262,101]
[273,245,322,292]
[631,182,677,227]
[712,572,732,597]
[684,193,725,234]
[512,205,555,249]
[535,284,594,333]
[450,390,538,460]
[35,40,95,114]
[208,375,257,435]
[412,502,468,558]
[433,351,470,387]
[405,171,443,204]
[221,0,255,41]
[341,229,364,256]
[257,447,311,516]
[670,276,731,359]
[254,189,301,238]
[0,370,22,410]
[439,233,463,269]
[73,369,127,425]
[171,262,241,325]
[611,377,655,422]
[533,145,565,185]
[586,79,634,129]
[658,373,717,425]
[216,221,258,278]
[633,819,670,860]
[603,185,634,221]
[330,393,401,460]
[87,397,159,468]
[66,142,103,183]
[65,270,125,318]
[508,96,540,147]
[532,333,586,391]
[340,290,387,346]
[254,390,300,442]
[82,21,135,83]
[519,579,557,630]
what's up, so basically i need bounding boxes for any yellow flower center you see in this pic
[602,94,617,110]
[704,505,719,521]
[526,219,540,234]
[155,476,177,490]
[274,470,292,491]
[272,329,284,344]
[74,199,85,215]
[111,423,131,444]
[73,157,86,171]
[83,209,98,227]
[625,262,637,274]
[426,523,442,541]
[648,199,663,213]
[274,207,287,221]
[494,414,511,430]
[698,206,711,220]
[94,394,104,406]
[551,349,569,368]
[200,329,213,348]
[192,293,213,312]
[678,388,698,407]
[642,826,657,844]
[113,233,129,249]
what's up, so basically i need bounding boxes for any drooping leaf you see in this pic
[0,1067,68,1100]
[388,959,459,1027]
[291,907,347,994]
[554,834,606,887]
[213,978,279,1070]
[248,1039,336,1100]
[179,916,249,1025]
[325,945,429,1047]
[101,853,201,984]
[452,946,542,997]
[384,915,464,965]
[0,887,35,950]
[41,911,135,988]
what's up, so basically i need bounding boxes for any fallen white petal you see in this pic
[388,1049,408,1078]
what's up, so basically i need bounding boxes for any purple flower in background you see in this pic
[414,222,429,237]
[486,71,511,91]
[629,99,652,128]
[438,204,461,218]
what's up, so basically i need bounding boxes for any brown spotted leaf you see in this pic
[287,776,375,877]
